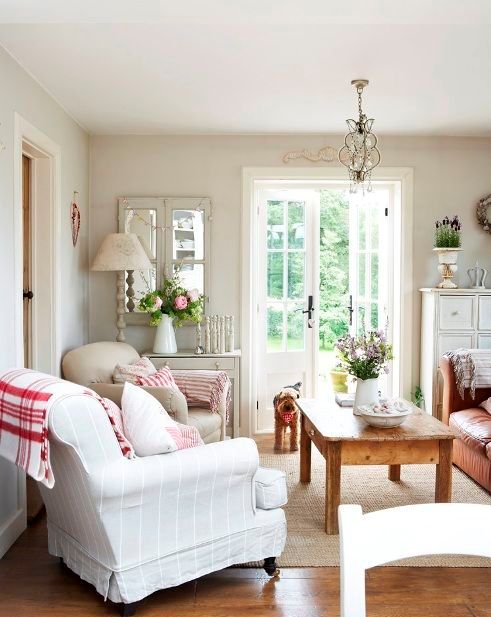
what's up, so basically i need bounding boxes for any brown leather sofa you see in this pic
[440,356,491,492]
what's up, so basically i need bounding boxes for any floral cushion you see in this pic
[113,356,156,384]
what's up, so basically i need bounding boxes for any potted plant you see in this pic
[335,329,393,411]
[329,363,349,393]
[139,272,204,353]
[433,215,462,289]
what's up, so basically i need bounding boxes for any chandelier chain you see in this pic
[357,88,363,120]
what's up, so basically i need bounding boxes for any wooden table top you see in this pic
[297,398,456,442]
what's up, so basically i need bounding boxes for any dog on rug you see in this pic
[273,382,302,452]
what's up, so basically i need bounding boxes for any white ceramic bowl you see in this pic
[356,400,413,429]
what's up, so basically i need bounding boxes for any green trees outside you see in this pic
[266,191,350,353]
[318,190,349,351]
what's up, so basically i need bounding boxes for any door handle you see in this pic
[23,289,34,300]
[300,295,314,328]
[348,294,354,326]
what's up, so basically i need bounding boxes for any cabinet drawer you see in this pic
[438,334,474,360]
[478,296,491,330]
[439,296,474,330]
[148,356,236,371]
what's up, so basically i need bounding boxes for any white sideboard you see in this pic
[143,350,241,438]
[420,288,491,419]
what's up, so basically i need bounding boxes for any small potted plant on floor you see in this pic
[329,363,349,393]
[433,215,462,288]
[335,329,393,411]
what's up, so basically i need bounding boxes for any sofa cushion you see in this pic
[449,408,491,456]
[187,409,221,439]
[254,467,287,510]
[138,366,177,388]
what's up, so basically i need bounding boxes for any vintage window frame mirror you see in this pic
[118,196,211,326]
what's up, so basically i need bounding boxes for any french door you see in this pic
[256,189,318,432]
[255,184,393,433]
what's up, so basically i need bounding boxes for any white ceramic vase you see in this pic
[153,314,177,354]
[433,247,462,289]
[353,377,379,415]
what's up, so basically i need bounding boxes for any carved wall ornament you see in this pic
[282,145,337,164]
[476,193,491,233]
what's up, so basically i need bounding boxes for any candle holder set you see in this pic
[195,315,235,354]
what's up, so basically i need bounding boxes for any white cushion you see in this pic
[121,382,177,456]
[254,467,287,510]
[480,397,491,414]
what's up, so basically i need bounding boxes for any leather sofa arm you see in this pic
[440,356,491,425]
[89,382,189,424]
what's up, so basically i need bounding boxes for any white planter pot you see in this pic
[433,247,462,289]
[353,377,379,415]
[153,314,177,354]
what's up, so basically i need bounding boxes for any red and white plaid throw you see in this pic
[0,369,134,488]
[172,370,231,421]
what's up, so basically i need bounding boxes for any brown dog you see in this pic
[273,382,302,452]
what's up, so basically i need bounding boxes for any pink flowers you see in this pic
[174,295,188,310]
[151,296,163,311]
[187,288,200,303]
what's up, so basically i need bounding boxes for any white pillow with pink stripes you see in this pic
[137,366,176,388]
[121,382,203,456]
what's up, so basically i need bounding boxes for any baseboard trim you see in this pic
[0,508,26,558]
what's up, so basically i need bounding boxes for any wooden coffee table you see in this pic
[297,398,456,534]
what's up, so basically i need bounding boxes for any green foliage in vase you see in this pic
[434,215,462,248]
[138,271,204,327]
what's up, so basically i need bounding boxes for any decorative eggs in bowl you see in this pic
[356,399,413,428]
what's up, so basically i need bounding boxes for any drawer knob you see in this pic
[309,429,315,436]
[451,310,460,316]
[215,361,220,370]
[164,361,169,368]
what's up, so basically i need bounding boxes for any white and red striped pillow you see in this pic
[137,366,177,388]
[99,397,135,459]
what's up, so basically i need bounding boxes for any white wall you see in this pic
[89,134,491,429]
[0,45,89,555]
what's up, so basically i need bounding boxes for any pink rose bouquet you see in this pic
[139,272,204,327]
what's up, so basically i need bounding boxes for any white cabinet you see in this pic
[420,288,491,419]
[143,350,241,438]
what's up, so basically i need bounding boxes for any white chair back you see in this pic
[339,503,491,617]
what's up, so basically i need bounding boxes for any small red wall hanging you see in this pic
[71,191,80,247]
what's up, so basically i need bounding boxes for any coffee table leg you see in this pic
[388,464,401,481]
[300,414,311,483]
[435,440,453,503]
[325,441,341,535]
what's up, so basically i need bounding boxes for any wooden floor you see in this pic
[1,436,490,616]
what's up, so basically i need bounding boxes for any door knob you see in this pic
[23,290,34,300]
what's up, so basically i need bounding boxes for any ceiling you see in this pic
[1,1,491,135]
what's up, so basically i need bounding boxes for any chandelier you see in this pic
[339,79,380,193]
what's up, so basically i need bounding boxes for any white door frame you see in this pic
[1,115,62,558]
[13,113,62,375]
[241,166,414,437]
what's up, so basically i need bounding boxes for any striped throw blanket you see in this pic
[172,370,232,421]
[0,369,134,488]
[444,349,491,399]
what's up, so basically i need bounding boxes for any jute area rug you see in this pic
[256,448,491,567]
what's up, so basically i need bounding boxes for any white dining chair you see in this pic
[339,503,491,617]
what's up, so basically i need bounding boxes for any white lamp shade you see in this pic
[92,233,153,271]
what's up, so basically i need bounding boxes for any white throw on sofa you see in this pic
[62,342,227,443]
[36,378,287,615]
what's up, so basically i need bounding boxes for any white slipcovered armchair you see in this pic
[62,342,227,442]
[39,386,287,615]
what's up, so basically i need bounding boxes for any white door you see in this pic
[348,187,392,394]
[256,189,318,432]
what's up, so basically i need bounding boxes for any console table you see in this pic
[143,350,241,438]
